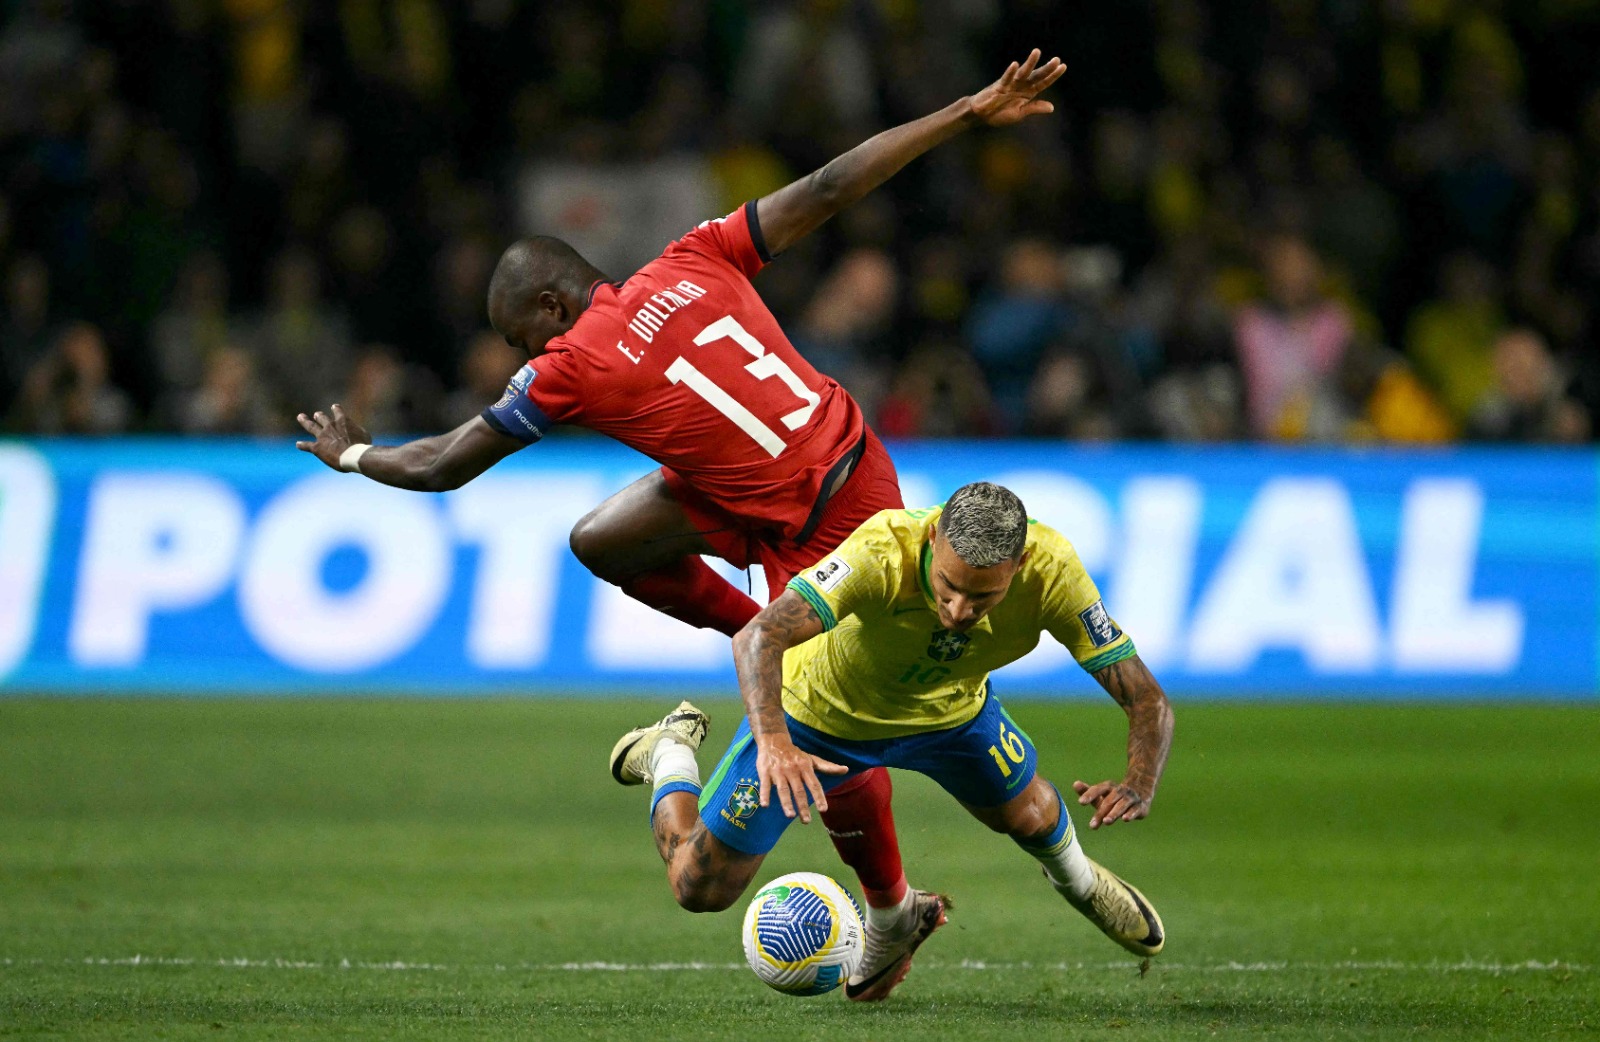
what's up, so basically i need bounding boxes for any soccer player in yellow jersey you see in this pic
[610,481,1175,1000]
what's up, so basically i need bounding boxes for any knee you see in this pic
[568,511,617,577]
[1005,801,1058,842]
[983,809,1051,838]
[992,778,1060,839]
[670,876,741,914]
[975,812,1010,835]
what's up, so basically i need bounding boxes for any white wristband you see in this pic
[339,443,372,473]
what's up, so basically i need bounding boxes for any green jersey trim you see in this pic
[918,540,935,605]
[786,578,838,631]
[1080,640,1138,674]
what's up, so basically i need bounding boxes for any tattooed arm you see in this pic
[731,591,846,823]
[1072,653,1174,830]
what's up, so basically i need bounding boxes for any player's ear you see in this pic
[537,289,565,322]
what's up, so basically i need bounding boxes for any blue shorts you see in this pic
[698,687,1038,855]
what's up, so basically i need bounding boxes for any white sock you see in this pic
[1017,800,1096,900]
[1038,826,1096,900]
[649,736,700,789]
[865,888,914,932]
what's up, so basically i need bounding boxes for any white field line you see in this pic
[0,956,1588,975]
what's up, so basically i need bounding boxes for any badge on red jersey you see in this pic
[495,365,534,409]
[481,364,553,444]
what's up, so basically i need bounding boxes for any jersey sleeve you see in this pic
[785,513,902,631]
[1035,524,1138,673]
[479,353,584,443]
[670,201,773,280]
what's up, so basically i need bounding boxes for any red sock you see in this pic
[820,767,907,907]
[619,557,761,637]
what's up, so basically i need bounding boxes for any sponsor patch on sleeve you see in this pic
[483,365,550,442]
[1078,600,1123,648]
[494,364,535,408]
[808,556,853,593]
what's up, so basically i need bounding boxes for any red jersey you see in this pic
[483,202,868,541]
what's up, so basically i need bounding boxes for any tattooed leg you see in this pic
[664,827,765,913]
[651,794,765,913]
[651,791,701,864]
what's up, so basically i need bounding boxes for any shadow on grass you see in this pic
[5,994,1593,1042]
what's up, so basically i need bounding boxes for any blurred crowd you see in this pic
[2,0,1598,444]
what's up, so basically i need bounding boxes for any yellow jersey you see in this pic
[782,506,1136,740]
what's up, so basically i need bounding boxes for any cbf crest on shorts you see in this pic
[1078,600,1122,648]
[729,781,760,821]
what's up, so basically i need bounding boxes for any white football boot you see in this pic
[608,701,710,785]
[844,889,949,1001]
[1053,859,1165,958]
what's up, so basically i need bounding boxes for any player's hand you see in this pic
[1072,778,1152,830]
[295,404,370,471]
[755,735,848,824]
[969,49,1066,128]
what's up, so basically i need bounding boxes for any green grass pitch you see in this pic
[1,698,1596,1040]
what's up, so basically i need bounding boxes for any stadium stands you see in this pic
[1,0,1595,443]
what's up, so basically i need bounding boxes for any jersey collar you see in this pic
[918,538,936,609]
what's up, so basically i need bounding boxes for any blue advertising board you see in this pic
[1,438,1594,698]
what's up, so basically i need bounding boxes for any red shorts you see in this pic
[661,429,903,601]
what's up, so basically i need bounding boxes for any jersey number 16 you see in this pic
[665,315,821,458]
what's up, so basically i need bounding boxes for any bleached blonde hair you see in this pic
[939,482,1027,567]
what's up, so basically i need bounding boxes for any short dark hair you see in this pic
[488,236,599,317]
[938,482,1028,566]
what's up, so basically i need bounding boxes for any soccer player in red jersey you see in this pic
[296,49,1066,996]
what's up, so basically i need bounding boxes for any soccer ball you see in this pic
[741,871,865,995]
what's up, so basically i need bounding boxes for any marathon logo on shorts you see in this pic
[1078,600,1122,648]
[809,556,852,593]
[494,365,535,409]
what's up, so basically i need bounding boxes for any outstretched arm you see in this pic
[731,590,845,823]
[1073,654,1174,830]
[755,48,1066,256]
[296,405,523,492]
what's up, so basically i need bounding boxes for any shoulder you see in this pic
[566,287,629,341]
[802,510,901,582]
[1021,520,1092,588]
[534,315,616,376]
[852,508,933,565]
[660,203,768,279]
[518,335,602,418]
[792,509,919,601]
[526,338,581,383]
[1023,517,1076,559]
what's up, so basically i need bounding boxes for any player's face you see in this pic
[489,291,576,358]
[494,315,557,359]
[928,532,1023,632]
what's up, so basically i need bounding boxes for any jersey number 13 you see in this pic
[665,315,821,458]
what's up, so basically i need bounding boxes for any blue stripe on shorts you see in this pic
[698,685,1038,856]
